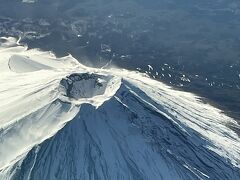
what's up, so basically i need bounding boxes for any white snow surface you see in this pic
[0,38,240,180]
[22,0,36,3]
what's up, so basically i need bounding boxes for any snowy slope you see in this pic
[0,37,240,180]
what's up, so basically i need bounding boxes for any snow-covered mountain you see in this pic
[0,37,240,180]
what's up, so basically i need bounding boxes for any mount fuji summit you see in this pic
[0,37,240,180]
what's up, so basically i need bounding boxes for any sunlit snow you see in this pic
[0,37,240,180]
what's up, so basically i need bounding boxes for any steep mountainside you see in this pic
[0,37,240,180]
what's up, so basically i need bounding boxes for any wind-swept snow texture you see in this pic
[0,37,240,180]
